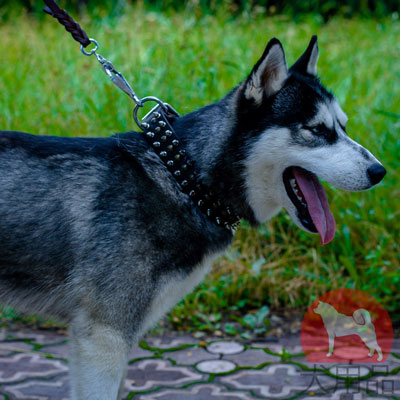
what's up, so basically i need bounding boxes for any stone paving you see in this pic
[0,326,399,399]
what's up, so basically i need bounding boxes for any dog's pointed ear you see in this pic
[290,35,319,76]
[243,38,288,104]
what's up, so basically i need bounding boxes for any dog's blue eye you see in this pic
[305,126,324,135]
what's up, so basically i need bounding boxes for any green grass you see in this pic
[0,6,399,333]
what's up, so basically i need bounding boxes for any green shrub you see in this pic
[1,0,399,20]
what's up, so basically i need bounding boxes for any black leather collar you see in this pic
[140,104,241,231]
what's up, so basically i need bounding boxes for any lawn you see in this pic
[0,6,399,334]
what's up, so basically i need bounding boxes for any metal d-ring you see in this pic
[133,96,168,129]
[81,38,98,56]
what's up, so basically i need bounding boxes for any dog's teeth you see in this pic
[290,176,306,206]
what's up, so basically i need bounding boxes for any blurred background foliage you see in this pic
[1,0,400,20]
[0,0,399,336]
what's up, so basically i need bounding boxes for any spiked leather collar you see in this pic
[140,104,241,231]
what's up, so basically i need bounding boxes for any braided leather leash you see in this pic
[43,0,91,48]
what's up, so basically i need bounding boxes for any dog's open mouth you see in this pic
[283,167,336,245]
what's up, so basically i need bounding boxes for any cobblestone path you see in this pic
[0,327,398,399]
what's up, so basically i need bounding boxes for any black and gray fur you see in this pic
[0,36,385,399]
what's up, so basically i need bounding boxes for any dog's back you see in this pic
[315,301,375,335]
[0,130,230,328]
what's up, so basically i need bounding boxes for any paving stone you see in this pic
[251,342,284,354]
[386,354,400,370]
[0,349,15,357]
[301,389,389,399]
[10,329,67,346]
[290,354,325,366]
[380,337,400,354]
[144,334,197,349]
[207,341,245,355]
[196,360,236,374]
[325,345,387,364]
[39,342,69,359]
[166,346,217,365]
[0,328,7,341]
[129,344,154,360]
[389,344,400,359]
[249,338,280,346]
[0,325,397,399]
[302,337,399,364]
[370,363,397,375]
[392,338,400,352]
[329,365,370,378]
[124,358,206,392]
[0,353,68,383]
[304,365,400,398]
[252,336,304,356]
[218,363,336,399]
[136,383,257,399]
[0,340,35,352]
[291,347,388,366]
[359,372,400,396]
[223,348,280,367]
[277,335,304,354]
[2,375,70,400]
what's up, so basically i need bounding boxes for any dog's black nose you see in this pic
[367,163,386,185]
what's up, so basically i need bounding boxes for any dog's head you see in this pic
[314,300,331,315]
[314,301,324,314]
[240,36,385,244]
[313,301,335,316]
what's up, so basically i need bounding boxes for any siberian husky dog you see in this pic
[0,36,386,399]
[314,301,383,361]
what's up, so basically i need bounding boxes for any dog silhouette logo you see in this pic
[314,301,383,361]
[301,289,393,363]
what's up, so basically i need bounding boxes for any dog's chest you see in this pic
[138,252,222,337]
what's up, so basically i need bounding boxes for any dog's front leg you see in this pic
[326,333,335,357]
[69,316,130,400]
[326,332,335,357]
[117,364,129,399]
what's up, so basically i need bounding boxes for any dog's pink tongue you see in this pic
[292,168,336,245]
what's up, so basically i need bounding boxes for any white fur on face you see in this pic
[244,127,292,223]
[243,98,384,231]
[309,103,334,129]
[332,100,348,128]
